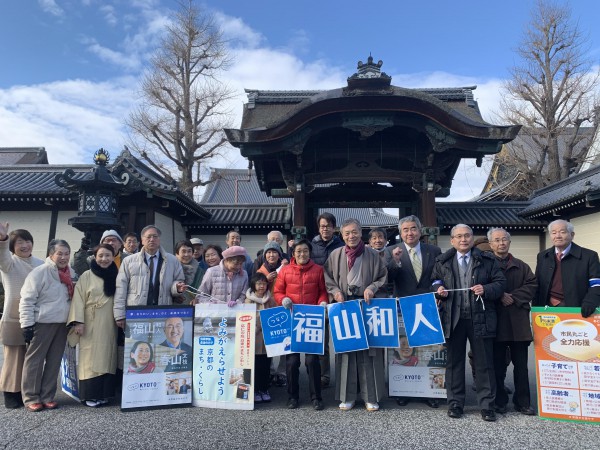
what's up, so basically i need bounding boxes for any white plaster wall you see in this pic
[154,212,174,253]
[1,210,53,260]
[56,211,85,257]
[570,215,600,254]
[190,233,281,262]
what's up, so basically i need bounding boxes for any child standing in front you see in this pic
[245,272,276,403]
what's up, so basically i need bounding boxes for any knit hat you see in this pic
[222,245,247,260]
[100,229,123,244]
[190,238,204,246]
[263,241,283,258]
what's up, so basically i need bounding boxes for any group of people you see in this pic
[0,214,598,419]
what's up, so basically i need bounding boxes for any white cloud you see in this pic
[215,12,264,49]
[38,0,64,17]
[100,4,118,27]
[82,37,141,71]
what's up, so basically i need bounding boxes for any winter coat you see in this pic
[431,247,505,339]
[311,235,344,266]
[245,288,277,354]
[495,254,537,342]
[198,261,248,304]
[113,247,184,321]
[0,239,43,345]
[273,258,328,305]
[323,246,387,301]
[534,242,600,311]
[176,258,205,304]
[385,242,441,297]
[19,257,77,327]
[67,270,118,379]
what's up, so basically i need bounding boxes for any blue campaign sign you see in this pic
[399,293,445,348]
[362,298,400,348]
[290,304,326,355]
[259,306,293,358]
[328,300,369,353]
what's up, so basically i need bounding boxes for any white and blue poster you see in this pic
[328,300,369,353]
[121,305,194,411]
[260,306,292,357]
[362,298,400,348]
[398,293,445,348]
[192,303,256,410]
[290,304,326,355]
[60,343,80,401]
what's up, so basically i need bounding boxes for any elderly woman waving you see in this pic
[20,239,76,412]
[324,218,387,412]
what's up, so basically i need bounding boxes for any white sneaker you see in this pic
[365,402,379,411]
[85,400,100,408]
[339,401,355,411]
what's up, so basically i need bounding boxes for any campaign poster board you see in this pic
[121,305,194,411]
[193,303,256,410]
[260,306,292,357]
[362,298,400,348]
[398,293,445,348]
[388,313,447,399]
[290,304,326,355]
[60,343,80,401]
[531,307,600,423]
[328,300,369,353]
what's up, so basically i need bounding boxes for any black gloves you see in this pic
[581,303,597,318]
[22,326,35,344]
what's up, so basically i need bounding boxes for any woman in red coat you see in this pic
[273,239,328,411]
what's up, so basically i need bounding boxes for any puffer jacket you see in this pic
[273,258,328,305]
[310,235,344,266]
[19,257,77,327]
[198,261,248,304]
[113,248,184,321]
[431,247,505,339]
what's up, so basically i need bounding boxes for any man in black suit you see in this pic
[384,215,441,408]
[533,219,600,317]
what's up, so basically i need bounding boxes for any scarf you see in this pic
[263,258,281,273]
[345,240,365,270]
[90,259,118,297]
[58,265,75,300]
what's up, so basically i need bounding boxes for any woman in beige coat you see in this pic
[68,244,118,407]
[0,223,43,409]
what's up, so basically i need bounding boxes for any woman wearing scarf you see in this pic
[257,241,287,292]
[324,218,387,412]
[0,223,43,409]
[19,239,76,412]
[197,245,248,307]
[68,243,119,407]
[173,239,205,304]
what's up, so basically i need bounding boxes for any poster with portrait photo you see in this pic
[121,305,194,411]
[388,313,447,399]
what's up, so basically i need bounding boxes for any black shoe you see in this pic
[276,375,287,387]
[287,398,298,409]
[481,409,497,422]
[312,399,324,411]
[3,392,24,409]
[426,399,440,408]
[515,405,536,416]
[447,407,463,418]
[396,397,409,406]
[320,377,330,388]
[494,404,508,414]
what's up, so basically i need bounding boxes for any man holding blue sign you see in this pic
[432,224,505,422]
[274,239,328,411]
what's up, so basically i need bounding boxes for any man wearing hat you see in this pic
[72,229,125,276]
[190,238,207,269]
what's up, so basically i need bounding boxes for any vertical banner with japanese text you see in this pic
[259,306,292,357]
[388,306,447,399]
[531,307,600,423]
[362,298,400,348]
[328,300,369,353]
[193,303,256,410]
[290,304,326,355]
[121,306,194,411]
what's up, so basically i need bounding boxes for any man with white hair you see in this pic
[533,219,600,317]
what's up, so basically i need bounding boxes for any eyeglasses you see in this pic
[294,249,310,255]
[144,234,160,240]
[319,225,332,230]
[452,233,472,240]
[491,238,510,243]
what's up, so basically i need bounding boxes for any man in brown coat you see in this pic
[488,227,537,415]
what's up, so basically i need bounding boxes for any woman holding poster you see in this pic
[324,218,387,412]
[68,243,119,407]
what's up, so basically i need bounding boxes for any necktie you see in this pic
[461,255,468,271]
[410,248,422,281]
[149,255,156,286]
[557,252,563,262]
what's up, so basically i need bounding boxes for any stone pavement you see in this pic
[0,347,598,449]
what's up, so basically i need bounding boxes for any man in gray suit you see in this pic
[384,215,441,407]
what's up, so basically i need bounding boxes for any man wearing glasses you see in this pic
[432,224,506,422]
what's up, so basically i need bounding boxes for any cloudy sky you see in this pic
[1,0,600,201]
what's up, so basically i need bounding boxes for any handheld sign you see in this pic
[398,293,445,348]
[362,298,400,348]
[328,300,369,353]
[259,306,292,357]
[290,304,326,355]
